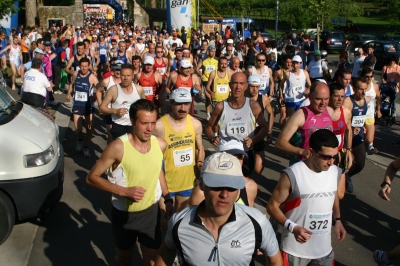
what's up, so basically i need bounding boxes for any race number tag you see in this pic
[216,84,229,94]
[205,65,215,72]
[227,121,248,137]
[143,87,153,96]
[259,81,267,91]
[351,115,366,127]
[74,91,88,102]
[304,212,332,235]
[173,147,193,167]
[99,49,107,55]
[293,85,304,93]
[123,103,131,119]
[157,67,166,75]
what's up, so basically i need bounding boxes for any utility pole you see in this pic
[275,0,279,40]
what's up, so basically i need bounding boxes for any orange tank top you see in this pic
[139,72,158,102]
[174,75,193,91]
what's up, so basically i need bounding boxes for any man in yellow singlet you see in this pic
[206,56,231,107]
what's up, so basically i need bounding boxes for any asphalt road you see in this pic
[1,55,400,266]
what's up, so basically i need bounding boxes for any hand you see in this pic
[379,185,391,201]
[125,186,146,202]
[116,108,128,117]
[212,137,221,148]
[345,150,353,170]
[279,97,284,104]
[353,127,360,135]
[301,149,311,159]
[334,221,347,243]
[164,202,174,220]
[66,94,71,101]
[292,225,313,243]
[197,161,203,170]
[243,137,253,149]
[377,110,382,118]
[267,132,276,143]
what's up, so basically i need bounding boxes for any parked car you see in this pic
[345,34,377,63]
[261,32,273,42]
[362,41,400,70]
[378,35,400,41]
[333,20,361,33]
[0,74,64,245]
[320,30,347,52]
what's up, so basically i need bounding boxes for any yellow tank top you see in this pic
[120,134,163,212]
[212,69,230,102]
[161,115,196,192]
[202,57,219,82]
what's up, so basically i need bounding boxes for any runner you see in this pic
[0,36,22,90]
[135,56,163,107]
[342,77,371,193]
[99,64,146,140]
[275,55,292,128]
[131,55,142,75]
[206,56,231,108]
[0,31,7,74]
[280,55,312,118]
[153,88,204,214]
[87,99,173,266]
[65,42,92,75]
[116,39,131,64]
[196,46,218,120]
[95,59,122,144]
[168,47,183,73]
[246,52,275,98]
[307,50,328,83]
[66,57,99,158]
[97,34,109,79]
[229,57,242,73]
[141,42,156,60]
[337,69,354,97]
[245,75,275,174]
[153,46,168,81]
[206,72,269,177]
[267,129,346,266]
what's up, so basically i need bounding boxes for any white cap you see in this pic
[201,152,245,189]
[143,56,154,65]
[292,55,302,63]
[170,88,192,103]
[247,75,261,85]
[180,59,193,68]
[217,137,247,158]
[227,39,234,44]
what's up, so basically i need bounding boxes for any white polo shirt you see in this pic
[23,68,50,97]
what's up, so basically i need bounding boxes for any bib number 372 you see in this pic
[304,213,332,235]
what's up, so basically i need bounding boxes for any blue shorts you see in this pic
[285,100,304,111]
[168,189,193,198]
[72,104,95,116]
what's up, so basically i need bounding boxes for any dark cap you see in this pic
[175,47,183,52]
[44,41,51,46]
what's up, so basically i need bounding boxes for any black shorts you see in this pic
[242,149,255,177]
[111,203,162,250]
[253,127,265,152]
[111,122,133,140]
[72,104,94,116]
[103,114,112,125]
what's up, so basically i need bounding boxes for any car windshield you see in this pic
[0,83,16,122]
[384,43,400,52]
[363,35,378,40]
[331,33,345,40]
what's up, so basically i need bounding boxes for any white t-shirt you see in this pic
[23,69,50,97]
[308,59,327,78]
[168,38,183,48]
[352,55,366,78]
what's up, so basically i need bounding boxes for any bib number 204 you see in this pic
[230,127,245,134]
[309,220,328,230]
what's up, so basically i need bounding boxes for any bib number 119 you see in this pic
[231,127,245,134]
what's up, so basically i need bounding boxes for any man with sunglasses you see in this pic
[268,129,346,266]
[134,56,163,106]
[156,152,282,266]
[206,56,231,107]
[97,34,109,79]
[246,53,275,99]
[153,46,168,81]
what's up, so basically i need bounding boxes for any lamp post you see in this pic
[275,0,279,40]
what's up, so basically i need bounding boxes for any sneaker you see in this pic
[48,101,59,106]
[53,90,63,94]
[345,174,354,193]
[373,250,393,266]
[206,113,211,121]
[11,84,16,90]
[83,148,91,158]
[368,147,378,155]
[75,141,83,152]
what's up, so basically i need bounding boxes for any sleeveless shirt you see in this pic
[111,83,141,126]
[212,69,230,102]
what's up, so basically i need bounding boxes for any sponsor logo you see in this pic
[171,0,189,8]
[311,117,316,124]
[25,76,35,81]
[231,240,241,248]
[218,161,233,170]
[232,117,241,121]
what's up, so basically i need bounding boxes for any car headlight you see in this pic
[24,146,55,167]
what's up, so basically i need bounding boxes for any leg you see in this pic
[387,245,400,261]
[10,63,16,88]
[73,114,84,140]
[286,107,295,119]
[279,105,287,129]
[364,122,377,154]
[0,55,6,71]
[174,195,190,212]
[205,91,211,119]
[140,245,158,266]
[187,185,204,206]
[115,246,134,266]
[52,65,62,92]
[84,113,94,147]
[347,143,366,177]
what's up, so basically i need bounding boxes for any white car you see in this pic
[0,75,64,245]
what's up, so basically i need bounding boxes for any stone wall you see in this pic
[133,0,149,27]
[37,0,84,28]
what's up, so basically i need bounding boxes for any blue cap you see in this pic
[33,48,45,55]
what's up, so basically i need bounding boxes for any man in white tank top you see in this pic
[100,65,146,140]
[246,53,274,97]
[268,129,346,266]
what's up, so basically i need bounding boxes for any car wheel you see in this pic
[0,191,15,245]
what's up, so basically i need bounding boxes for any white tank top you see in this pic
[217,98,256,151]
[111,83,141,126]
[9,45,21,60]
[366,81,376,118]
[285,70,306,103]
[251,65,270,93]
[107,76,117,91]
[308,60,324,78]
[281,162,341,259]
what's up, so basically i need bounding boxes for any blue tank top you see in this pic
[171,58,178,72]
[146,52,156,58]
[74,71,93,107]
[344,84,353,98]
[350,96,367,140]
[117,50,128,64]
[198,51,207,62]
[99,43,108,64]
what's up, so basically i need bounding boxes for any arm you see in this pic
[245,67,252,77]
[263,96,275,137]
[133,72,141,85]
[193,118,205,170]
[196,59,203,77]
[343,106,353,170]
[279,72,289,103]
[332,191,346,242]
[0,45,11,55]
[135,84,147,99]
[206,71,215,96]
[206,102,224,147]
[192,74,203,96]
[65,57,75,75]
[165,73,174,94]
[275,109,308,157]
[244,100,268,148]
[304,70,312,89]
[155,241,177,266]
[95,77,109,107]
[66,72,77,101]
[375,83,382,118]
[378,157,400,201]
[268,68,274,97]
[156,138,173,219]
[99,85,126,116]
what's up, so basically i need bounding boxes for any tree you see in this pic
[0,0,18,21]
[375,0,400,26]
[25,0,36,27]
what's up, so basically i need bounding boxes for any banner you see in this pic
[167,0,196,32]
[84,8,109,13]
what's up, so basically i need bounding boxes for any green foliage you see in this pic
[375,0,400,26]
[0,0,18,20]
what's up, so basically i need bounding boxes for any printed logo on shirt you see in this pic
[231,240,241,248]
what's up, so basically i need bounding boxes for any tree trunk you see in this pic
[151,0,156,8]
[25,0,37,27]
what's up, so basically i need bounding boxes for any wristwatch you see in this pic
[381,181,391,188]
[164,198,174,205]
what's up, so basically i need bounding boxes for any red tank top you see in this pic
[332,106,346,150]
[174,75,193,90]
[153,58,167,79]
[138,72,157,102]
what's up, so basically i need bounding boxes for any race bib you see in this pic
[99,49,107,55]
[205,65,215,72]
[74,91,88,102]
[351,115,366,127]
[123,103,131,119]
[173,147,194,167]
[143,87,153,96]
[293,85,304,93]
[157,67,166,75]
[227,121,248,137]
[216,84,229,94]
[304,212,332,235]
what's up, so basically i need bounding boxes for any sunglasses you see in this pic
[209,187,237,192]
[316,151,337,161]
[365,75,373,78]
[156,51,163,53]
[257,59,266,62]
[227,50,232,52]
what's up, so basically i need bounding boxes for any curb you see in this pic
[54,102,72,142]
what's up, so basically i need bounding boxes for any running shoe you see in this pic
[75,141,83,152]
[11,84,16,90]
[345,174,354,193]
[373,250,393,266]
[83,148,91,158]
[368,147,378,155]
[53,90,63,94]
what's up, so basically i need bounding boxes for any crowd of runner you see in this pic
[1,18,400,266]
